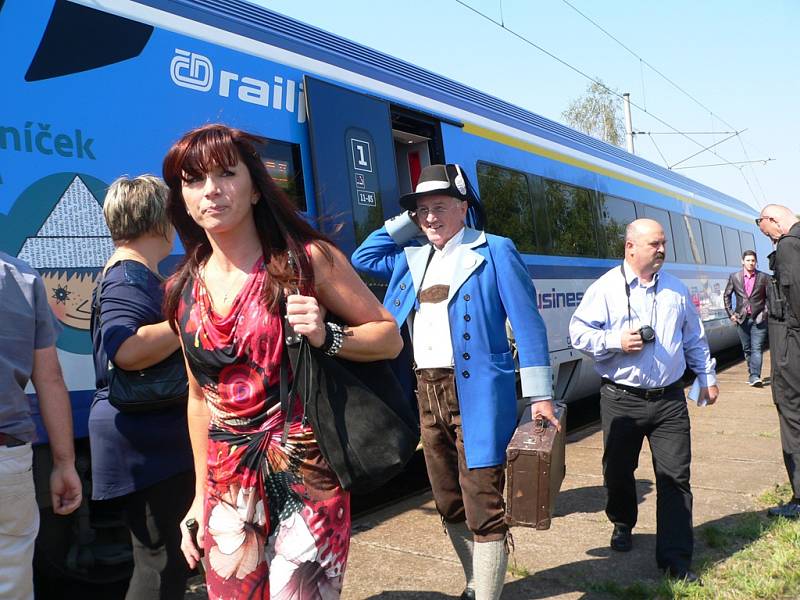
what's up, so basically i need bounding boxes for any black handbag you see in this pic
[279,309,419,493]
[91,268,188,413]
[107,350,189,413]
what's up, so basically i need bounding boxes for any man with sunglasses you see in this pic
[756,204,800,519]
[569,218,718,584]
[352,164,553,600]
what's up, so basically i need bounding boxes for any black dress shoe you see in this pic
[665,567,702,585]
[459,589,475,600]
[767,499,800,519]
[610,524,632,552]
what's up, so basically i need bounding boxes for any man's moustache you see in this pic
[655,253,665,260]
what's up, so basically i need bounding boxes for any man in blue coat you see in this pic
[352,164,554,600]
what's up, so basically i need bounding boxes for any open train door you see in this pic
[304,76,401,256]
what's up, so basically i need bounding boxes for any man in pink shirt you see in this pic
[723,250,769,385]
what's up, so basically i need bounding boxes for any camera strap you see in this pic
[620,263,658,329]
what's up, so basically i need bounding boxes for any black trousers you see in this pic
[122,470,195,600]
[600,382,693,572]
[768,321,800,497]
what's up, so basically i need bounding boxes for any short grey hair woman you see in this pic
[89,174,194,600]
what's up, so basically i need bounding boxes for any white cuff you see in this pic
[696,372,717,387]
[385,212,420,244]
[525,395,552,404]
[605,329,623,352]
[519,365,552,397]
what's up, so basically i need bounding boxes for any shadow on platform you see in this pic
[500,507,775,599]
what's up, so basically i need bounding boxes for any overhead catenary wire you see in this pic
[672,158,774,170]
[639,58,647,112]
[558,0,772,202]
[559,0,737,132]
[736,136,769,206]
[452,0,751,176]
[636,131,738,136]
[647,133,670,169]
[737,167,760,208]
[669,131,744,169]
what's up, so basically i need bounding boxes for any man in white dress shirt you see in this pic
[569,218,718,584]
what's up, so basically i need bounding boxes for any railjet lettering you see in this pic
[537,289,584,310]
[0,122,95,159]
[170,49,306,123]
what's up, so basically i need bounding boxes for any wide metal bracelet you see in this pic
[323,322,345,356]
[318,322,335,354]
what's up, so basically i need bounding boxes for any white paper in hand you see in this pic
[687,358,716,407]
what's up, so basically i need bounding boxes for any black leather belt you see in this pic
[602,378,683,400]
[0,432,26,447]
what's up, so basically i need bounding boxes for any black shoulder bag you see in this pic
[91,268,189,413]
[278,257,419,493]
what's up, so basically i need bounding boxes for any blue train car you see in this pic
[1,0,770,581]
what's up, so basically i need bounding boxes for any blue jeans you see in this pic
[737,316,768,378]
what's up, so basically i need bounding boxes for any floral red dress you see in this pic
[178,259,350,599]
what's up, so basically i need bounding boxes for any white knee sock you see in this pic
[474,538,508,600]
[446,521,475,594]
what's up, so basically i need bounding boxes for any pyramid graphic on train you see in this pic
[17,175,114,334]
[17,175,113,269]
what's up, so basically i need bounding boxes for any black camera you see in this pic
[638,325,656,343]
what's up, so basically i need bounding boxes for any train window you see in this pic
[542,179,598,257]
[739,230,757,258]
[701,221,725,265]
[528,175,552,252]
[639,205,676,262]
[670,213,705,264]
[686,217,705,264]
[477,162,537,252]
[600,196,637,258]
[254,139,306,211]
[722,226,742,266]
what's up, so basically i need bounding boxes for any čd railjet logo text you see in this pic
[170,49,306,123]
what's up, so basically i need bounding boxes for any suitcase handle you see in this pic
[534,415,547,433]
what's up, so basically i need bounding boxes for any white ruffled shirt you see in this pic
[412,228,465,369]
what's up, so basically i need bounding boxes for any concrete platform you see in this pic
[342,351,787,599]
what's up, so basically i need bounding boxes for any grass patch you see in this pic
[699,513,767,549]
[587,577,706,599]
[585,485,800,599]
[758,483,793,508]
[507,560,530,578]
[586,580,658,599]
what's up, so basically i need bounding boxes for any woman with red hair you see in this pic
[162,124,402,598]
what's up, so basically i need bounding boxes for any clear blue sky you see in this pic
[254,0,799,214]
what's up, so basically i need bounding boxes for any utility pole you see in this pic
[623,93,635,154]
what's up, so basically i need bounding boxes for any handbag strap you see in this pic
[90,269,106,342]
[91,261,126,367]
[279,295,296,446]
[279,250,310,446]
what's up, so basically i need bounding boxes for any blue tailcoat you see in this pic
[352,213,552,468]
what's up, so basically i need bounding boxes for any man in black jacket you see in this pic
[757,204,800,518]
[724,250,769,386]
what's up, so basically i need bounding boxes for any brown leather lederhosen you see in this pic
[415,282,506,542]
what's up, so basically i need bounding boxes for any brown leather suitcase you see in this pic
[505,403,566,529]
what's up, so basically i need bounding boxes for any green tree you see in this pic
[562,79,626,147]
